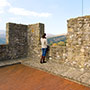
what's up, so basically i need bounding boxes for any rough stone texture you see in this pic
[0,22,66,63]
[27,23,44,58]
[0,23,45,61]
[67,16,90,69]
[49,46,67,63]
[0,44,9,60]
[27,45,67,64]
[0,23,28,60]
[8,23,28,59]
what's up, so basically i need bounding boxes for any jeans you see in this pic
[42,48,47,56]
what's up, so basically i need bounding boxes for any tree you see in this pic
[58,41,65,46]
[52,43,57,46]
[49,41,53,46]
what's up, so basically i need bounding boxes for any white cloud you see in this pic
[0,0,51,17]
[0,0,10,7]
[0,0,11,14]
[9,7,51,17]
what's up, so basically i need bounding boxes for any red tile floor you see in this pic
[0,64,90,90]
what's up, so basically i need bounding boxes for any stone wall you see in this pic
[0,22,45,61]
[49,46,67,63]
[1,15,90,69]
[27,23,44,58]
[28,45,67,64]
[8,23,28,59]
[67,16,90,68]
[0,44,9,60]
[0,23,28,60]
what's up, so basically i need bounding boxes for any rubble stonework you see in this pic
[0,23,28,60]
[0,44,9,60]
[28,23,44,58]
[49,46,67,63]
[0,16,90,69]
[67,16,90,68]
[0,23,45,61]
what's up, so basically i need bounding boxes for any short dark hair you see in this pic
[42,33,46,38]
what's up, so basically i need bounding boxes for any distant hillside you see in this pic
[47,34,66,45]
[0,31,67,45]
[46,33,55,38]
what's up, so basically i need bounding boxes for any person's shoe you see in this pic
[43,61,47,63]
[40,61,43,64]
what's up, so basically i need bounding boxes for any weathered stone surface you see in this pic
[0,44,9,60]
[8,23,28,59]
[67,16,90,69]
[49,46,67,63]
[77,72,90,85]
[27,23,44,58]
[0,23,46,61]
[0,23,28,60]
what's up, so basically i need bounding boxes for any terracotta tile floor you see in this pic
[0,64,90,90]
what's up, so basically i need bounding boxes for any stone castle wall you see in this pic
[48,46,67,63]
[27,45,67,63]
[67,16,90,68]
[0,15,90,69]
[27,23,44,58]
[0,22,66,64]
[0,44,9,60]
[0,23,28,60]
[0,23,44,61]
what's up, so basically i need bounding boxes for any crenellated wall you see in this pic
[0,23,28,60]
[67,16,90,68]
[0,23,44,61]
[1,15,90,69]
[27,23,44,58]
[8,23,28,59]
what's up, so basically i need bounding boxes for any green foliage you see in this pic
[52,43,57,46]
[49,41,53,46]
[47,35,66,46]
[58,41,66,46]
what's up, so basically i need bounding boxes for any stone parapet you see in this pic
[1,16,90,69]
[49,46,67,63]
[0,23,44,61]
[67,16,90,69]
[0,23,28,60]
[27,23,44,57]
[0,44,9,60]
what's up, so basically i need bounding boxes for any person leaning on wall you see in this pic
[40,33,48,64]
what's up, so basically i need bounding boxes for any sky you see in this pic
[0,0,90,35]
